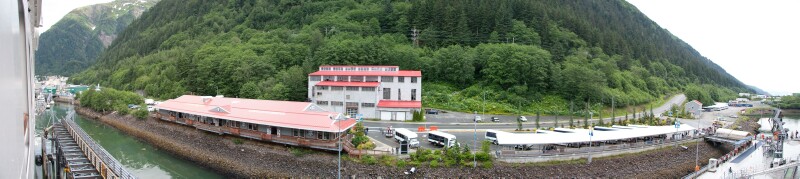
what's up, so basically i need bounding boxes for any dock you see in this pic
[47,111,135,179]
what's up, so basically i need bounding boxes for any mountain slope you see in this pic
[34,0,158,76]
[72,0,749,114]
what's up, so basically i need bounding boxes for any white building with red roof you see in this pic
[684,100,703,118]
[155,95,357,151]
[308,65,422,120]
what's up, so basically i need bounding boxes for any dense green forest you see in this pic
[71,0,747,115]
[35,0,158,76]
[774,94,800,109]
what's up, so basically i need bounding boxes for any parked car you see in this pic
[474,116,482,122]
[518,116,528,122]
[128,104,140,109]
[729,115,738,118]
[426,109,440,115]
[147,106,155,112]
[490,116,500,122]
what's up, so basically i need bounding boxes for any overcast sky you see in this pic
[626,0,800,96]
[40,0,113,32]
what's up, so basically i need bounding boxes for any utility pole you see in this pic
[410,27,419,47]
[473,111,477,168]
[612,96,615,125]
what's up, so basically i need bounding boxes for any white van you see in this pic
[428,131,458,148]
[394,128,419,148]
[485,129,502,145]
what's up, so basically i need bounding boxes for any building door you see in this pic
[271,127,277,135]
[396,112,406,121]
[346,102,358,117]
[380,111,392,120]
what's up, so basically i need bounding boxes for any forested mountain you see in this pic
[35,0,158,76]
[71,0,749,115]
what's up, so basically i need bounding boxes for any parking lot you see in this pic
[366,128,505,152]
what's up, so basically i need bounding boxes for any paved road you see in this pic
[364,94,687,130]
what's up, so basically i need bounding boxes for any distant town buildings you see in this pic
[307,65,422,121]
[738,93,750,97]
[684,100,702,118]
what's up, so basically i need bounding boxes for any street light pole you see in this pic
[473,111,477,168]
[337,116,341,179]
[482,91,486,116]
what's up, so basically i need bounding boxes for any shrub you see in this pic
[396,159,407,168]
[115,105,129,115]
[133,109,149,119]
[289,147,313,157]
[409,161,420,167]
[430,160,440,168]
[379,155,396,166]
[481,141,491,153]
[232,138,243,145]
[475,152,492,162]
[482,161,493,169]
[361,155,377,165]
[443,159,456,167]
[357,140,376,150]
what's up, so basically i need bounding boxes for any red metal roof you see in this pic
[320,65,398,68]
[155,95,357,132]
[309,70,422,77]
[377,100,422,108]
[315,81,380,87]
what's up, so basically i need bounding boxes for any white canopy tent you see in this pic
[496,125,697,145]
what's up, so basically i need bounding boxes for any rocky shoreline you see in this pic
[70,102,732,178]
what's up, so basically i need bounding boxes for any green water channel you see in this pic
[36,103,224,179]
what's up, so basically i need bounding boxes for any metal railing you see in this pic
[62,111,136,179]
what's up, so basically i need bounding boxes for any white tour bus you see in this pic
[485,129,503,145]
[394,128,420,148]
[427,131,458,148]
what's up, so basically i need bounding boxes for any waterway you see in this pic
[35,103,224,179]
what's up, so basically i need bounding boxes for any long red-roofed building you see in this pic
[308,65,422,120]
[155,95,357,151]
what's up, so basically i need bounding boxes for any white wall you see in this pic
[0,0,36,178]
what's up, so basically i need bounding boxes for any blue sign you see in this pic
[356,114,364,122]
[674,121,680,128]
[589,127,594,136]
[668,111,673,117]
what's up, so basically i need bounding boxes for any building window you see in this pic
[323,76,335,81]
[346,95,350,100]
[398,76,405,82]
[336,76,348,82]
[412,89,417,101]
[316,101,329,105]
[331,101,343,106]
[351,76,364,82]
[362,103,375,107]
[316,92,322,96]
[398,89,401,100]
[411,77,418,83]
[316,86,329,90]
[293,129,306,137]
[381,76,393,82]
[362,87,375,91]
[365,76,379,82]
[310,76,321,81]
[346,86,359,91]
[331,86,343,91]
[246,123,258,130]
[383,88,390,99]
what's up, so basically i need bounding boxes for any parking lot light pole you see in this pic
[473,111,477,168]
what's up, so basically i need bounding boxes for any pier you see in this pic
[44,111,135,179]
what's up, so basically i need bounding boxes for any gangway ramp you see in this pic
[51,112,136,179]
